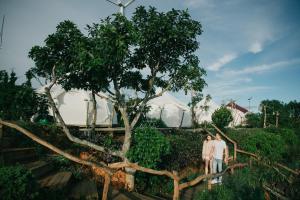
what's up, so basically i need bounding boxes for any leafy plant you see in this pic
[245,112,262,128]
[195,185,234,200]
[212,106,233,130]
[127,126,171,169]
[163,130,203,171]
[0,70,50,121]
[0,165,40,200]
[227,129,285,162]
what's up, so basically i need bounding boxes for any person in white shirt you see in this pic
[211,133,228,184]
[202,135,214,175]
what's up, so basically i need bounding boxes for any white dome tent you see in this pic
[194,98,220,124]
[37,84,117,127]
[146,91,192,127]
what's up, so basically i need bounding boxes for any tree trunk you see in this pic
[119,106,135,191]
[173,171,180,200]
[123,123,135,191]
[91,91,97,132]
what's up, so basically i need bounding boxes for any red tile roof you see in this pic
[226,102,248,113]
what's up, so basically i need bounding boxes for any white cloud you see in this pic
[184,0,213,8]
[207,53,237,71]
[220,59,300,77]
[249,41,263,53]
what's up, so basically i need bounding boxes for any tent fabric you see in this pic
[146,92,192,127]
[37,84,117,126]
[194,99,220,123]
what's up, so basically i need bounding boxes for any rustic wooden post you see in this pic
[0,123,3,140]
[179,111,185,128]
[102,173,111,200]
[264,191,270,200]
[233,143,237,161]
[275,111,279,128]
[207,179,212,190]
[173,171,179,200]
[0,123,3,163]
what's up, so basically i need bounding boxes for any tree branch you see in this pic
[262,183,290,200]
[48,65,57,90]
[108,161,179,181]
[0,120,112,175]
[179,163,247,190]
[44,84,124,159]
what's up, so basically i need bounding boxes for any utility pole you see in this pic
[275,111,279,128]
[0,15,5,49]
[263,105,267,128]
[105,0,136,16]
[248,97,252,112]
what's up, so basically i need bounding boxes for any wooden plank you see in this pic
[79,127,125,132]
[78,127,204,132]
[39,171,72,188]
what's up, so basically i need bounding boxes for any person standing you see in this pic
[202,135,214,175]
[212,133,228,184]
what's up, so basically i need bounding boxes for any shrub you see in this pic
[0,165,40,200]
[127,126,171,169]
[195,185,234,200]
[227,129,285,162]
[245,113,262,128]
[223,168,264,200]
[163,130,203,171]
[212,106,233,130]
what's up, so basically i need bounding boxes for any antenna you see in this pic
[105,0,136,16]
[0,15,5,49]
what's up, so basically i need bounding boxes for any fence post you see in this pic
[208,179,212,190]
[173,171,179,200]
[0,123,3,140]
[233,143,237,161]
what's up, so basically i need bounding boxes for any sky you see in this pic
[0,0,299,112]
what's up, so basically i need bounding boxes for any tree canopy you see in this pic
[28,6,206,160]
[0,70,49,121]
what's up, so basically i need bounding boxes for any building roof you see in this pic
[226,102,248,113]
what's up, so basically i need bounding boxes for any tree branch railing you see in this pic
[0,120,248,200]
[1,120,298,200]
[206,125,299,177]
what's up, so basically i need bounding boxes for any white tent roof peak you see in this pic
[37,84,117,126]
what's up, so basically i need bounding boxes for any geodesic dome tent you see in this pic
[194,98,220,124]
[146,92,192,127]
[37,84,117,126]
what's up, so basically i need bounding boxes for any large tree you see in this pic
[0,70,48,121]
[28,6,206,190]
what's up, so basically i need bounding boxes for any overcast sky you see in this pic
[0,0,299,111]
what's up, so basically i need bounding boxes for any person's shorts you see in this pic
[204,156,210,161]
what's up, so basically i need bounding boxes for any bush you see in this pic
[227,129,285,162]
[0,165,40,200]
[127,126,171,169]
[223,168,264,200]
[163,130,203,171]
[245,113,262,128]
[196,168,264,200]
[195,185,234,200]
[212,106,233,130]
